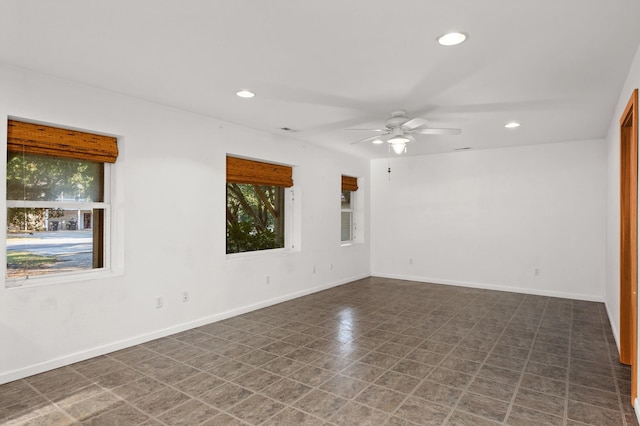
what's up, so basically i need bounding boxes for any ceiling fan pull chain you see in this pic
[388,143,392,181]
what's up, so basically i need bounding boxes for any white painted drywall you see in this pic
[0,64,370,383]
[371,140,606,301]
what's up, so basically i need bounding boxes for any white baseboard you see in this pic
[605,302,622,354]
[0,273,368,385]
[635,398,640,424]
[371,272,605,302]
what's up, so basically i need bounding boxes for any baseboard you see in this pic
[0,273,369,385]
[605,302,622,354]
[371,272,605,302]
[635,398,640,424]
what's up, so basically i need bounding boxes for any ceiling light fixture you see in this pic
[372,139,384,144]
[236,90,255,98]
[388,135,410,145]
[388,135,410,155]
[437,32,467,46]
[505,122,521,129]
[391,143,407,155]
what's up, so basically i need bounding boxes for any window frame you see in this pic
[226,183,285,254]
[341,189,355,244]
[225,186,296,259]
[5,119,118,288]
[341,175,359,245]
[225,155,295,258]
[5,162,112,286]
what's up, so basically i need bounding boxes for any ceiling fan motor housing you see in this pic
[385,109,410,129]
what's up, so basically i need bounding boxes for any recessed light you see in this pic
[437,32,467,46]
[236,90,255,98]
[505,122,521,129]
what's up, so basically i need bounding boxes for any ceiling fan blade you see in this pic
[346,128,387,132]
[350,133,389,145]
[414,128,462,135]
[401,118,429,130]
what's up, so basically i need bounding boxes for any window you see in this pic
[6,120,117,282]
[226,156,293,254]
[341,175,358,243]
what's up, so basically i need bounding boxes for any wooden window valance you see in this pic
[341,175,358,192]
[227,156,293,187]
[7,120,118,163]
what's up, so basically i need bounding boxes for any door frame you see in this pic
[620,88,639,406]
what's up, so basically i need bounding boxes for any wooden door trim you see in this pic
[620,88,638,406]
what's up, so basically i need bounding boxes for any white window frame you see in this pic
[225,185,299,259]
[5,163,113,288]
[341,189,355,244]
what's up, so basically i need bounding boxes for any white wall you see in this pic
[0,64,370,384]
[604,43,640,392]
[371,140,606,301]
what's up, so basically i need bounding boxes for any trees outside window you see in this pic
[5,120,117,283]
[226,156,292,254]
[6,152,108,279]
[226,183,285,253]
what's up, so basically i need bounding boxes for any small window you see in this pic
[341,190,354,242]
[227,184,285,253]
[6,120,117,283]
[226,156,293,254]
[341,175,358,243]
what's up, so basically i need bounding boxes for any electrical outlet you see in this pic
[313,265,316,274]
[534,268,540,276]
[182,291,189,303]
[330,263,333,271]
[156,296,163,309]
[409,258,413,265]
[266,275,270,285]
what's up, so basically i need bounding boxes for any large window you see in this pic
[226,156,293,254]
[6,120,117,282]
[341,175,358,243]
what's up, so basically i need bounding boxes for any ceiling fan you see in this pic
[350,109,462,154]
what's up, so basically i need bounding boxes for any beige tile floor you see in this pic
[0,277,638,425]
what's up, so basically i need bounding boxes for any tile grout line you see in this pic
[503,296,553,426]
[385,290,484,422]
[444,292,535,425]
[385,289,509,424]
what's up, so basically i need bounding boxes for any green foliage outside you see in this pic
[6,152,102,231]
[226,183,284,253]
[7,208,65,232]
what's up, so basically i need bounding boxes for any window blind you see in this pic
[341,175,358,192]
[227,156,293,187]
[7,120,118,163]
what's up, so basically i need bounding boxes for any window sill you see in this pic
[341,240,366,247]
[225,247,299,261]
[5,268,123,289]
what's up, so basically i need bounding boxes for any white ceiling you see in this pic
[1,1,640,158]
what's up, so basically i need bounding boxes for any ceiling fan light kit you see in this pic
[387,135,410,144]
[391,141,407,155]
[350,109,462,155]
